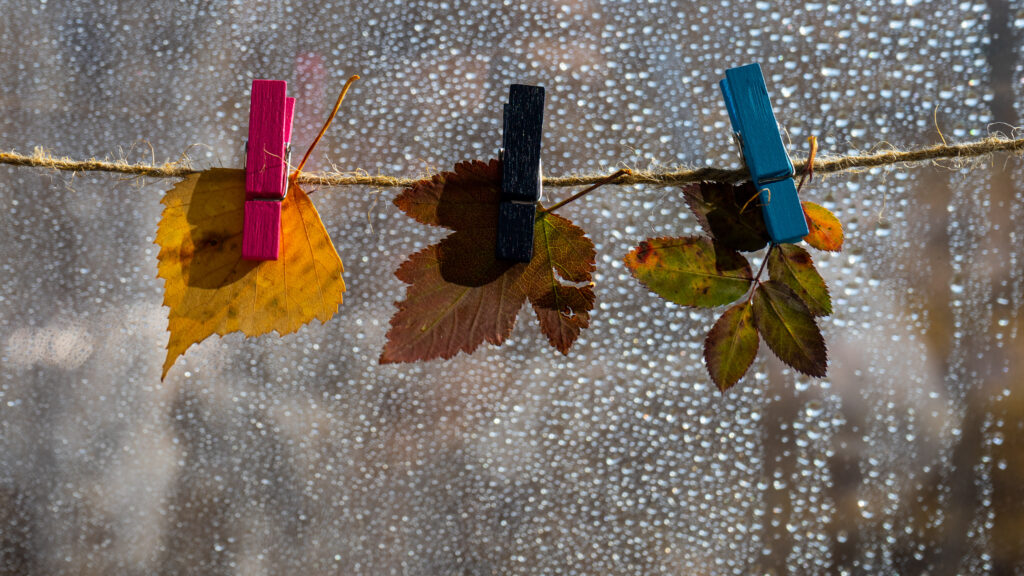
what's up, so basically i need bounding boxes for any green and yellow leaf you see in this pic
[752,281,827,377]
[624,236,753,308]
[768,244,832,316]
[703,301,759,392]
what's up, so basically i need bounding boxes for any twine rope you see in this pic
[2,136,1023,189]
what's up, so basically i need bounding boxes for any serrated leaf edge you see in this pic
[753,281,828,378]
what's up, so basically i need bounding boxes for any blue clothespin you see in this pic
[719,63,808,244]
[497,84,545,262]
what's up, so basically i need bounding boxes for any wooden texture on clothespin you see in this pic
[720,64,808,244]
[497,84,546,262]
[243,80,295,260]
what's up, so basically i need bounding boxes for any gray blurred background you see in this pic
[2,0,1023,574]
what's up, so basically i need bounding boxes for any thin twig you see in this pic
[293,75,360,176]
[541,169,632,213]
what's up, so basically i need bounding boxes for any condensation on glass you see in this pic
[1,1,1022,574]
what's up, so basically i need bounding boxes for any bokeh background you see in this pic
[2,0,1024,574]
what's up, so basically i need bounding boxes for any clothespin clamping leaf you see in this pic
[156,77,356,379]
[381,83,610,363]
[496,84,545,262]
[719,63,808,244]
[243,79,296,260]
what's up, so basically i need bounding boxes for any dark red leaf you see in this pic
[683,181,770,252]
[383,159,596,362]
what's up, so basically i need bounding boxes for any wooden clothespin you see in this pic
[719,63,809,244]
[497,84,545,262]
[242,79,296,261]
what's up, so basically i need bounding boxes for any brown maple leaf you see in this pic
[380,158,596,363]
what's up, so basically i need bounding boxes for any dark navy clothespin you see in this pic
[496,84,545,262]
[719,63,808,244]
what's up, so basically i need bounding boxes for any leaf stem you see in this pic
[754,244,773,283]
[739,187,765,215]
[796,136,817,193]
[541,168,632,214]
[745,243,776,303]
[293,75,361,178]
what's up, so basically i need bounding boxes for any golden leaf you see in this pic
[156,168,345,379]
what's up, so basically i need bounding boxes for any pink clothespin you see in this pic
[242,79,296,261]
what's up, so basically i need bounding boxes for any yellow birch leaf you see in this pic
[156,168,345,379]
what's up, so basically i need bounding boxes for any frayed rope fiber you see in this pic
[3,136,1023,189]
